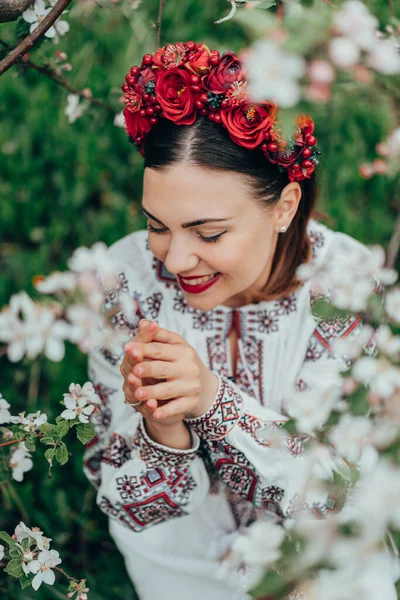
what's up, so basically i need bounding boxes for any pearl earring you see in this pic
[279,225,287,233]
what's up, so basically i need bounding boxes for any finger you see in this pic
[124,343,144,368]
[137,319,159,343]
[135,380,200,402]
[153,397,190,420]
[147,326,183,345]
[133,360,181,380]
[128,341,182,363]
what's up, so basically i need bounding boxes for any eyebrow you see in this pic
[141,207,232,228]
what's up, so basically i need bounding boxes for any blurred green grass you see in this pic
[0,0,399,598]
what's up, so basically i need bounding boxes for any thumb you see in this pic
[137,319,159,343]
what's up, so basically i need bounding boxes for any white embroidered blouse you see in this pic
[83,219,369,534]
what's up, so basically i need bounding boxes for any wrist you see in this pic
[144,418,192,450]
[191,368,219,418]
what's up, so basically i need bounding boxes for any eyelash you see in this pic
[147,224,226,244]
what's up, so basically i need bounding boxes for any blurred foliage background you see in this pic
[0,0,399,598]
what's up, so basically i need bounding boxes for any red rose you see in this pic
[220,102,277,150]
[203,51,245,94]
[186,44,211,75]
[134,67,156,95]
[155,67,197,125]
[124,108,152,140]
[152,48,165,68]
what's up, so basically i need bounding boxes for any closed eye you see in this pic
[147,224,227,244]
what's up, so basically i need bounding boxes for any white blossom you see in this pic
[330,415,372,464]
[329,37,360,68]
[386,128,400,155]
[61,382,100,423]
[333,1,378,51]
[14,522,51,552]
[35,271,77,294]
[22,0,69,40]
[297,241,396,312]
[230,520,285,583]
[369,39,400,75]
[245,40,306,108]
[385,288,400,324]
[308,60,335,84]
[0,544,4,561]
[10,443,34,482]
[375,325,400,357]
[0,393,21,425]
[67,242,116,280]
[352,356,400,399]
[30,549,62,590]
[350,459,400,541]
[17,410,48,434]
[0,291,72,362]
[65,94,88,124]
[114,111,126,128]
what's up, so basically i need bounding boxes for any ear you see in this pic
[272,182,302,232]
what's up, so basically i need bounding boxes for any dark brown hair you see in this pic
[143,117,319,302]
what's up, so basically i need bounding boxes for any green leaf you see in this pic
[249,568,287,598]
[40,435,56,446]
[20,573,34,589]
[76,423,95,444]
[45,448,55,462]
[55,443,69,465]
[0,531,15,546]
[39,423,56,435]
[9,546,21,559]
[282,419,297,435]
[14,430,26,442]
[56,420,70,439]
[24,441,36,453]
[5,558,24,579]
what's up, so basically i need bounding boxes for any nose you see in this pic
[163,235,199,276]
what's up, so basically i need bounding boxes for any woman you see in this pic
[82,42,394,599]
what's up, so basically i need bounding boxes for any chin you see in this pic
[184,293,221,312]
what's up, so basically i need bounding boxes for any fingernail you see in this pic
[135,365,144,376]
[136,388,147,399]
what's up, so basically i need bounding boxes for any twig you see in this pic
[386,210,400,269]
[322,0,336,7]
[20,58,117,112]
[156,0,165,48]
[0,439,19,448]
[276,0,284,22]
[388,0,396,19]
[54,566,78,581]
[0,0,73,76]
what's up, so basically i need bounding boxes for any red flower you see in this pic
[124,108,152,140]
[204,51,245,94]
[134,67,156,94]
[220,102,277,150]
[186,44,211,75]
[155,67,197,125]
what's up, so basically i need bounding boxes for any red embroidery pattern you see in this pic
[238,414,270,446]
[102,433,132,469]
[206,335,230,380]
[235,336,264,404]
[187,377,243,440]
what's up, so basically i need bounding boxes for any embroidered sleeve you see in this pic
[83,341,210,532]
[97,416,209,532]
[186,373,325,519]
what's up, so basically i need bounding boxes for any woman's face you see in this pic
[142,164,300,311]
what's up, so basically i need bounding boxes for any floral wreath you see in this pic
[121,41,321,182]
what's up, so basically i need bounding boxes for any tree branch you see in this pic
[157,0,165,49]
[21,58,117,112]
[0,0,74,76]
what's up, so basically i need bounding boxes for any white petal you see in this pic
[22,9,38,23]
[63,396,77,410]
[55,20,70,35]
[60,409,77,420]
[7,341,25,363]
[32,572,43,591]
[42,568,56,585]
[44,26,57,39]
[45,338,65,362]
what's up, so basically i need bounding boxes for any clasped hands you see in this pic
[120,319,219,426]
